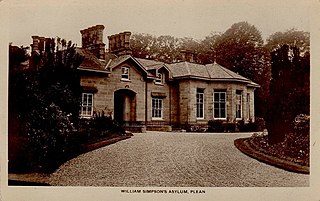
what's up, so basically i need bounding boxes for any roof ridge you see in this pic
[204,64,211,79]
[185,61,191,75]
[214,63,239,79]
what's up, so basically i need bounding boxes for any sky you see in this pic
[3,0,312,48]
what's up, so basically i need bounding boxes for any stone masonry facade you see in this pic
[30,25,259,132]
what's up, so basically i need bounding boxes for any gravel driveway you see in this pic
[49,132,309,187]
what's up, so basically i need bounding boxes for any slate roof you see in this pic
[76,48,109,73]
[107,55,132,69]
[76,48,259,87]
[135,58,165,70]
[167,61,259,86]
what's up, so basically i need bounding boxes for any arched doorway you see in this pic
[114,89,136,123]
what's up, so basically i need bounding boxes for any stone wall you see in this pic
[177,79,253,124]
[80,59,147,121]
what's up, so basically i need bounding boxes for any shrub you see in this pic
[78,111,125,143]
[240,117,265,132]
[207,120,225,132]
[254,117,266,132]
[250,114,309,166]
[225,122,236,132]
[237,120,245,132]
[293,114,309,136]
[24,103,75,172]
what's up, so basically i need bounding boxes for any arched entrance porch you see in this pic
[114,89,136,123]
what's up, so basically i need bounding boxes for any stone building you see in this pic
[30,25,259,131]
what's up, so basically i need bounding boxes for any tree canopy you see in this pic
[265,29,310,53]
[9,39,84,171]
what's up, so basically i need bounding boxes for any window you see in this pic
[81,93,93,117]
[196,88,204,119]
[152,98,163,119]
[214,90,226,119]
[121,66,129,80]
[155,73,163,84]
[236,90,242,119]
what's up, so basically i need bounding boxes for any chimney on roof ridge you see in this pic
[80,25,106,60]
[180,49,195,63]
[107,31,132,56]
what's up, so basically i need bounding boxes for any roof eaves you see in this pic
[78,67,110,74]
[172,75,254,83]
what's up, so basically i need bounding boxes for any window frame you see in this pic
[81,93,93,117]
[196,88,205,119]
[213,90,227,120]
[236,90,242,120]
[152,97,163,120]
[121,66,130,81]
[155,72,163,85]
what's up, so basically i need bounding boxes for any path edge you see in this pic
[234,137,309,174]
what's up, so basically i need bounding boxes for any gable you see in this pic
[107,55,154,79]
[135,58,171,79]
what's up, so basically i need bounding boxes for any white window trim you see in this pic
[236,91,242,120]
[213,91,227,120]
[196,89,205,119]
[81,93,93,117]
[155,73,164,85]
[151,97,164,120]
[121,66,130,81]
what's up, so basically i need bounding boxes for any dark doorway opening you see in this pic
[114,89,136,123]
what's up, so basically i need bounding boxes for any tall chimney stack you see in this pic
[80,25,106,60]
[107,31,132,56]
[180,49,195,63]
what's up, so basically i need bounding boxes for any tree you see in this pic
[8,39,83,172]
[214,21,264,79]
[9,44,30,71]
[214,21,270,118]
[265,29,310,144]
[265,29,310,53]
[266,44,310,144]
[130,33,203,63]
[130,33,157,59]
[196,33,220,64]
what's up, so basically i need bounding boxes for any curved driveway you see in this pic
[49,132,309,187]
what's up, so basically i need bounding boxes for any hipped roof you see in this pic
[76,48,259,87]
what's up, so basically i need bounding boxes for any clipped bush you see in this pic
[207,120,225,132]
[226,122,236,132]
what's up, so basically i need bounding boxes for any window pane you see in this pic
[221,108,226,118]
[81,93,93,116]
[121,67,129,79]
[83,95,87,105]
[88,96,92,105]
[214,93,219,102]
[214,91,226,118]
[152,98,163,118]
[214,109,219,118]
[220,93,225,101]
